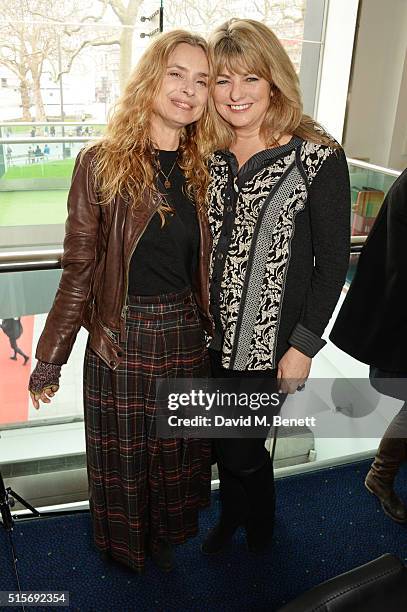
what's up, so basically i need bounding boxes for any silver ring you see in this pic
[297,383,305,391]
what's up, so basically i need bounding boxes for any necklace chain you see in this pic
[156,155,178,189]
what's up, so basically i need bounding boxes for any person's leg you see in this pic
[202,350,277,553]
[8,337,17,359]
[203,434,275,553]
[14,343,29,364]
[242,456,275,552]
[140,291,211,571]
[365,402,407,523]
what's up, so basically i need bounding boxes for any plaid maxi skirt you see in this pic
[83,287,211,572]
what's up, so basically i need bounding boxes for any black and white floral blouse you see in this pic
[208,136,350,370]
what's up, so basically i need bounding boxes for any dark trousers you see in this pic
[209,349,280,535]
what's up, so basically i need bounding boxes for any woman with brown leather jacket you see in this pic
[28,30,213,573]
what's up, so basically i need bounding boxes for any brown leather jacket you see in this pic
[36,151,213,370]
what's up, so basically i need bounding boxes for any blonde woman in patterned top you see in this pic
[201,18,350,555]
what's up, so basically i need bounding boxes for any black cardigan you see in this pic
[330,167,407,371]
[208,138,350,370]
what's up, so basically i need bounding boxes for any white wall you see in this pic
[343,0,407,169]
[388,51,407,171]
[316,0,359,143]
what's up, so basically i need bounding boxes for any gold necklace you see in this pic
[157,156,178,189]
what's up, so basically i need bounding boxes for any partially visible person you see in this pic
[1,318,29,365]
[330,168,407,523]
[202,18,350,555]
[28,30,213,573]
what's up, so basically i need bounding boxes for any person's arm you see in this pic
[30,151,100,408]
[289,148,351,355]
[34,149,100,374]
[385,171,407,298]
[279,148,350,392]
[29,362,61,410]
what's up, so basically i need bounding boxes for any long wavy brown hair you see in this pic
[82,30,212,218]
[207,19,338,150]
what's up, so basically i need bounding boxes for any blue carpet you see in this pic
[1,459,407,611]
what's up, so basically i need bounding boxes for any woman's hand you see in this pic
[28,361,62,409]
[277,347,312,394]
[30,385,60,410]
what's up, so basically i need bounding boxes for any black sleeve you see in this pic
[288,148,351,357]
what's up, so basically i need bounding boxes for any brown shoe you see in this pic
[365,470,407,523]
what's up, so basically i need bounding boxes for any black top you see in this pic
[128,150,199,296]
[330,167,407,371]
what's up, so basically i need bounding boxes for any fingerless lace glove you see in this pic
[29,361,61,393]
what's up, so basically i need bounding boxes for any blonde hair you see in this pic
[83,30,212,218]
[207,19,337,149]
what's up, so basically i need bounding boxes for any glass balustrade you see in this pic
[0,267,85,431]
[0,131,99,231]
[0,137,403,507]
[348,158,400,239]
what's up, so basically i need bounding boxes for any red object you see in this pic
[351,213,377,236]
[0,315,34,424]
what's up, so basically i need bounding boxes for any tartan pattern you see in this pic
[83,288,211,572]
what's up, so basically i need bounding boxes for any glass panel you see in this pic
[164,0,308,68]
[0,137,88,230]
[0,2,388,502]
[348,162,399,237]
[299,0,327,115]
[0,4,159,125]
[0,268,85,430]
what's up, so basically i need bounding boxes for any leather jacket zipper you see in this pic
[103,325,117,342]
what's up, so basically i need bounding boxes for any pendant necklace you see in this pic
[157,156,178,189]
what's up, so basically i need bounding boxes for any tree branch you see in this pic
[106,0,126,22]
[55,37,120,80]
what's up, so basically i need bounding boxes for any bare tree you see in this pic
[164,0,229,38]
[253,0,306,71]
[41,0,143,92]
[0,35,32,120]
[0,0,55,120]
[105,0,143,91]
[0,0,146,121]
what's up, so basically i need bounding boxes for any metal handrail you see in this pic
[0,249,62,272]
[347,157,401,178]
[0,137,93,145]
[0,121,101,126]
